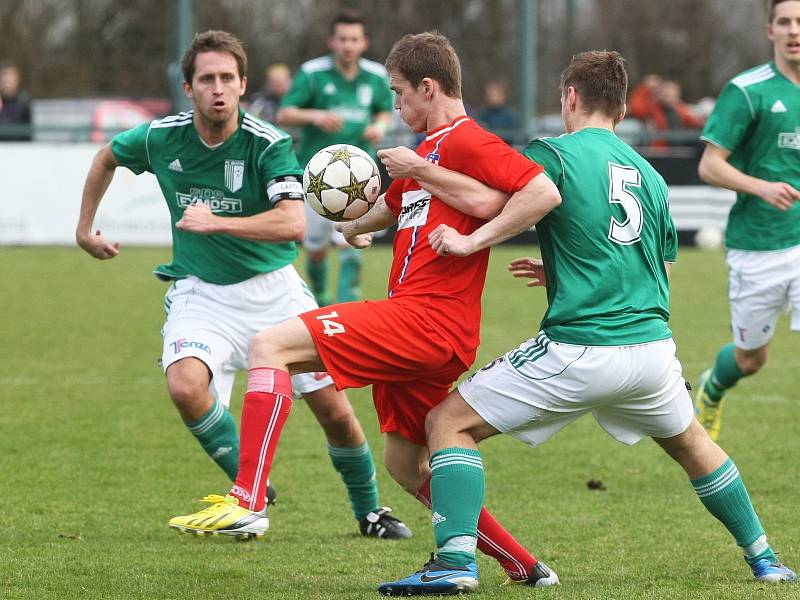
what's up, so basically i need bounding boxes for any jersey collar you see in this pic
[425,115,471,141]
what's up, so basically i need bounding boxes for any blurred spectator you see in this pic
[628,76,704,146]
[0,61,32,141]
[247,63,291,123]
[477,79,516,141]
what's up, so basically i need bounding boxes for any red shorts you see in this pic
[299,297,469,445]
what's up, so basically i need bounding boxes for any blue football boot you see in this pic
[379,554,479,595]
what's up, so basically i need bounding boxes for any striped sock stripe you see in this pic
[431,457,484,472]
[477,530,527,579]
[187,401,225,435]
[430,453,483,471]
[250,394,287,510]
[327,442,370,457]
[693,461,739,498]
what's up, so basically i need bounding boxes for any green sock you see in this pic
[430,448,484,567]
[692,458,777,564]
[704,344,744,402]
[184,400,239,480]
[327,443,380,521]
[307,257,329,306]
[337,247,362,303]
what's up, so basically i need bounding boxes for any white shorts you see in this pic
[303,202,345,252]
[727,245,800,350]
[161,265,333,407]
[459,334,693,447]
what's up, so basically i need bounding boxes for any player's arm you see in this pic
[176,177,306,243]
[276,106,343,133]
[377,146,508,219]
[698,143,799,211]
[75,143,122,259]
[429,173,561,256]
[336,195,397,249]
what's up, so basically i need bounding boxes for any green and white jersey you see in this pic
[524,128,677,346]
[280,56,393,164]
[701,61,800,251]
[111,109,304,285]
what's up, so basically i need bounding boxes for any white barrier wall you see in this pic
[0,144,736,246]
[0,143,169,245]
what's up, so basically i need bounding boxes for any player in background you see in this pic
[693,0,800,441]
[75,30,410,540]
[276,9,393,307]
[171,31,563,587]
[379,50,796,595]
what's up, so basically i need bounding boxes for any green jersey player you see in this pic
[277,9,393,307]
[75,30,410,540]
[379,51,795,595]
[694,0,800,441]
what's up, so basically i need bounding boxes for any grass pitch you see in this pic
[1,245,797,600]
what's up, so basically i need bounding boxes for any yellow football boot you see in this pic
[694,369,724,442]
[168,494,269,539]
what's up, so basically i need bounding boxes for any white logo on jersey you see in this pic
[323,82,336,95]
[771,100,788,113]
[176,190,243,213]
[357,84,373,107]
[398,189,431,230]
[432,512,447,525]
[168,158,183,172]
[224,159,245,192]
[778,131,800,150]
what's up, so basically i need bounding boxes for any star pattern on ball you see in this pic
[324,145,354,168]
[337,171,370,205]
[305,169,333,198]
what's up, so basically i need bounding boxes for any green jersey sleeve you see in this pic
[111,122,151,174]
[701,82,754,152]
[664,206,678,263]
[258,135,305,205]
[522,138,564,187]
[280,69,313,109]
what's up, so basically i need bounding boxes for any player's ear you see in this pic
[240,75,248,97]
[182,80,193,100]
[421,77,434,99]
[616,103,627,125]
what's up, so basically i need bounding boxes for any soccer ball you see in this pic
[694,226,724,250]
[303,144,381,222]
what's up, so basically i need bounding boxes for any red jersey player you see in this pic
[169,31,562,587]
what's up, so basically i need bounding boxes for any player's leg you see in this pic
[695,249,789,440]
[303,204,332,306]
[301,384,411,538]
[334,231,362,302]
[655,420,796,583]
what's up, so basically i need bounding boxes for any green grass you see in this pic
[1,245,797,600]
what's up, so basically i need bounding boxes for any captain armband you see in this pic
[267,175,304,204]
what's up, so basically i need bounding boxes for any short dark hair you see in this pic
[768,0,793,22]
[330,9,366,35]
[560,50,627,120]
[385,31,462,98]
[0,61,18,73]
[181,30,247,84]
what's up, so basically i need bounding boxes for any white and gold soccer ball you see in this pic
[303,144,381,222]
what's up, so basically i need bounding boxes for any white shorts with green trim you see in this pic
[161,265,333,407]
[727,244,800,350]
[458,334,693,447]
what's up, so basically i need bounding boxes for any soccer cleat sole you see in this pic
[169,516,269,540]
[379,577,478,596]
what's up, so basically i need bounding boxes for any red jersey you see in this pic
[383,116,543,366]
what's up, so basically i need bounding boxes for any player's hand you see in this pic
[757,181,800,211]
[312,110,343,133]
[336,222,374,249]
[176,203,221,234]
[508,257,547,287]
[363,123,386,144]
[377,146,425,179]
[76,228,120,260]
[428,224,476,257]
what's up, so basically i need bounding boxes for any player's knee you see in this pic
[167,374,208,415]
[249,329,285,364]
[736,348,768,375]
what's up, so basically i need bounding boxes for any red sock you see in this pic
[416,477,538,580]
[229,368,293,512]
